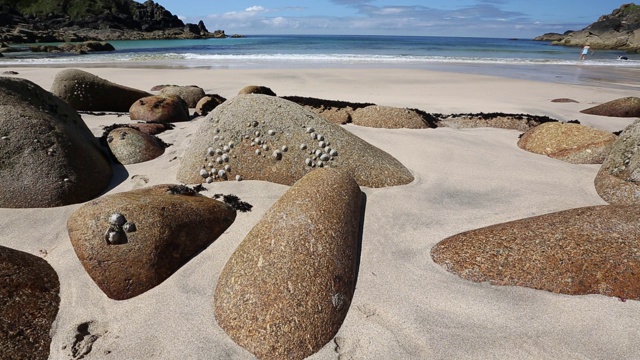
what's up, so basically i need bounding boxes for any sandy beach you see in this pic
[1,66,639,359]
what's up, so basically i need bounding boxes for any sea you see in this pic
[2,34,639,89]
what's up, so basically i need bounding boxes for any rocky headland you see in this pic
[0,0,235,47]
[534,3,640,52]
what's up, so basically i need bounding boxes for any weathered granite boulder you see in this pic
[50,69,151,112]
[127,122,175,135]
[0,77,112,208]
[581,97,640,117]
[177,94,414,188]
[215,168,362,359]
[431,205,640,300]
[106,127,167,165]
[551,98,579,103]
[437,113,557,131]
[159,85,205,108]
[129,94,189,122]
[67,184,236,300]
[237,85,277,96]
[351,105,431,129]
[282,96,374,125]
[31,41,115,54]
[517,122,617,164]
[595,119,640,204]
[0,246,60,360]
[194,94,226,117]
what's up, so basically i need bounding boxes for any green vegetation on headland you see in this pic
[534,3,640,53]
[0,0,239,44]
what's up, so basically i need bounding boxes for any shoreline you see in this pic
[2,60,639,91]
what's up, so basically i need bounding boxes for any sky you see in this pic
[154,1,624,38]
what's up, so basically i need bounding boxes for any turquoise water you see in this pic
[2,34,638,67]
[2,35,639,88]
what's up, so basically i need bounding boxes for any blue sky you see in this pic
[156,1,622,38]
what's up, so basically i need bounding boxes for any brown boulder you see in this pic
[0,246,60,360]
[351,105,431,129]
[551,98,579,103]
[106,127,167,165]
[176,94,414,188]
[282,96,375,125]
[159,85,205,108]
[431,205,640,300]
[595,119,640,204]
[438,113,557,131]
[67,184,236,300]
[0,77,112,208]
[50,69,151,112]
[517,122,617,164]
[194,94,226,117]
[128,122,175,135]
[129,94,190,123]
[237,85,277,96]
[581,97,640,117]
[215,168,362,359]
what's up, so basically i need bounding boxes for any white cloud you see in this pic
[199,3,591,37]
[245,6,266,12]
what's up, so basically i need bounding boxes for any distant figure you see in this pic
[618,56,629,60]
[579,44,592,60]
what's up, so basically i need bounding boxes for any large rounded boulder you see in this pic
[595,119,640,204]
[0,77,112,208]
[129,94,190,123]
[105,127,167,165]
[67,184,236,300]
[431,205,640,300]
[1,246,60,360]
[159,85,205,108]
[51,69,151,112]
[215,168,363,359]
[581,97,640,117]
[517,122,617,164]
[351,105,431,129]
[177,95,414,188]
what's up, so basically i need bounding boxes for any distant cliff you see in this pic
[534,3,640,53]
[0,0,230,43]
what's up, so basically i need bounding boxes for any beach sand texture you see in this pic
[1,67,639,359]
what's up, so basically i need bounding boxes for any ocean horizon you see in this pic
[1,34,639,89]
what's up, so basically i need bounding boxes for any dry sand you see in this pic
[1,67,639,359]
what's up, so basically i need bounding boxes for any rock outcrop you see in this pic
[351,105,433,129]
[0,0,228,44]
[194,94,226,117]
[237,85,277,96]
[0,76,112,208]
[51,68,151,112]
[176,94,414,188]
[431,205,640,300]
[159,85,205,108]
[580,97,640,117]
[595,119,640,204]
[437,112,558,131]
[517,122,617,164]
[0,246,60,360]
[215,168,362,359]
[129,94,190,122]
[105,127,167,164]
[534,3,640,52]
[67,184,236,300]
[282,96,374,125]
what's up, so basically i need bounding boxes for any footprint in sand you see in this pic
[64,321,108,359]
[130,174,150,189]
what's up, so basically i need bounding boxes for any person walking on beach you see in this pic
[579,44,592,60]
